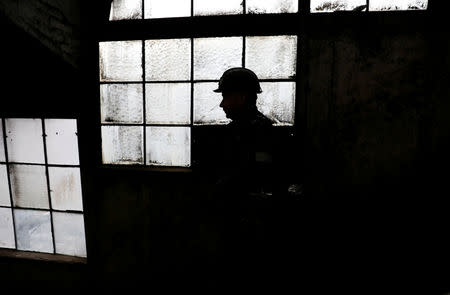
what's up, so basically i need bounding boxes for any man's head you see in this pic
[214,67,262,120]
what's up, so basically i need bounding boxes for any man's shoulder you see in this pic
[251,111,274,129]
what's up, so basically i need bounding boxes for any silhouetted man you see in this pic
[213,67,277,289]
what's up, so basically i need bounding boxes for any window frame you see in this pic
[94,0,432,171]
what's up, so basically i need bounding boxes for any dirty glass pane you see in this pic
[247,0,298,14]
[101,126,144,165]
[257,82,296,126]
[370,0,427,11]
[9,165,49,209]
[311,0,366,12]
[194,0,243,15]
[109,0,142,20]
[194,82,230,125]
[0,165,10,207]
[0,121,5,162]
[53,212,86,257]
[99,40,142,82]
[0,208,15,249]
[45,119,80,165]
[194,37,243,80]
[145,39,191,81]
[146,83,191,124]
[246,35,297,79]
[49,167,83,212]
[144,0,191,18]
[146,127,191,167]
[14,209,53,253]
[101,84,143,124]
[5,119,45,164]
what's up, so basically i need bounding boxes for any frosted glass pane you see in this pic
[311,0,366,12]
[0,165,10,207]
[101,126,144,165]
[194,37,243,80]
[257,82,296,126]
[99,41,142,82]
[0,121,5,162]
[146,127,191,167]
[49,167,83,212]
[370,0,427,11]
[144,0,191,18]
[100,84,143,124]
[146,83,191,124]
[0,208,15,249]
[45,119,79,165]
[10,165,49,209]
[194,0,243,15]
[194,82,230,125]
[5,119,45,164]
[53,212,86,258]
[109,0,142,20]
[245,35,297,79]
[14,209,53,253]
[145,39,191,81]
[247,0,298,13]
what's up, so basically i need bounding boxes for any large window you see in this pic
[99,0,428,168]
[0,118,87,258]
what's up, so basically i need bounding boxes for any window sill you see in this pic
[98,164,192,174]
[0,248,87,264]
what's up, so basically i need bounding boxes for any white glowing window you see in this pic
[311,0,366,12]
[0,208,15,249]
[146,127,191,167]
[0,121,5,162]
[109,0,142,20]
[193,37,243,80]
[146,83,191,124]
[370,0,428,11]
[100,84,144,124]
[247,0,298,14]
[0,118,87,258]
[144,0,191,19]
[194,0,243,15]
[99,40,143,82]
[194,82,230,125]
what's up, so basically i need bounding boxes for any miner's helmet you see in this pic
[213,67,262,94]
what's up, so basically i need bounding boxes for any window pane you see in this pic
[101,126,144,165]
[247,0,298,13]
[0,165,10,207]
[370,0,427,11]
[49,167,83,212]
[0,121,5,162]
[14,209,53,253]
[194,37,243,80]
[146,83,191,124]
[0,208,15,249]
[146,127,191,167]
[101,84,144,124]
[144,0,191,18]
[194,82,230,125]
[45,119,80,165]
[145,39,191,81]
[5,119,45,164]
[245,35,297,79]
[109,0,142,20]
[311,0,366,12]
[53,212,86,258]
[194,0,243,15]
[257,82,296,126]
[99,41,142,82]
[10,165,49,209]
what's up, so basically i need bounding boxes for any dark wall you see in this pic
[1,2,450,293]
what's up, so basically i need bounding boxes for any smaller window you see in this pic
[0,118,87,258]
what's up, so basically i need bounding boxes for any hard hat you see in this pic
[213,67,262,93]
